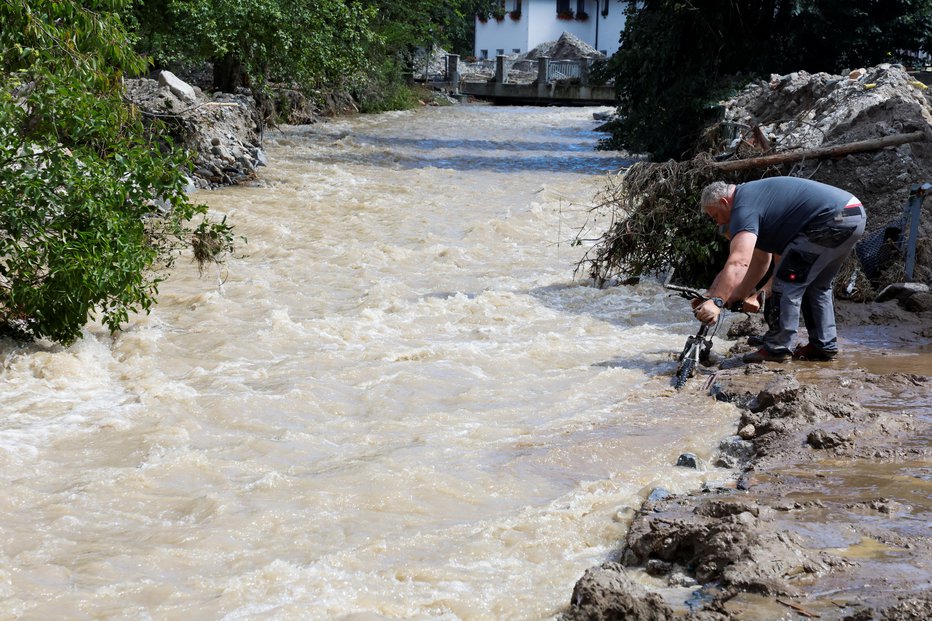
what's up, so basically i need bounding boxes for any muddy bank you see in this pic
[564,303,931,620]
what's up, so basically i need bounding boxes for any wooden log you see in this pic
[713,130,927,172]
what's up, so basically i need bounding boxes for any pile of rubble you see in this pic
[412,44,452,81]
[520,32,603,61]
[125,71,267,189]
[719,63,932,292]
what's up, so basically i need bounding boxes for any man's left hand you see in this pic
[694,299,722,324]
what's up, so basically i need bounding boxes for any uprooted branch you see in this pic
[713,130,927,172]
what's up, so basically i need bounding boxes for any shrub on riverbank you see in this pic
[0,0,233,344]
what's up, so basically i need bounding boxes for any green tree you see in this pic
[787,0,932,71]
[349,0,492,111]
[131,0,376,92]
[0,0,233,344]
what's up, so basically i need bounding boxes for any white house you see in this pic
[474,0,630,59]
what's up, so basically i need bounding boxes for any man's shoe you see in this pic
[742,347,790,364]
[747,335,764,347]
[792,343,837,361]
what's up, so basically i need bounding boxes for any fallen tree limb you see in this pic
[713,130,927,172]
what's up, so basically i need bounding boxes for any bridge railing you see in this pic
[448,55,600,86]
[547,60,582,82]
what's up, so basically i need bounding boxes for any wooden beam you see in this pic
[713,130,927,172]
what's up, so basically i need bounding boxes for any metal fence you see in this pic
[547,60,582,82]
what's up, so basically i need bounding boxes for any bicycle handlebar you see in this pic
[664,284,708,301]
[665,284,728,317]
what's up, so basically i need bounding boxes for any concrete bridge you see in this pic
[432,55,617,106]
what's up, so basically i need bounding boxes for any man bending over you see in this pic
[693,177,866,363]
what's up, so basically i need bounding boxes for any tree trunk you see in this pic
[712,131,927,172]
[213,52,245,93]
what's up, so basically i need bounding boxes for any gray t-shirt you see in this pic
[729,177,854,253]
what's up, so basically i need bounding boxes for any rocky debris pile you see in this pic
[718,64,932,291]
[125,71,266,189]
[521,32,603,61]
[412,44,451,81]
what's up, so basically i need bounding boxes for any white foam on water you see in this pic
[0,105,740,619]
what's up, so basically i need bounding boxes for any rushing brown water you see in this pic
[0,106,741,620]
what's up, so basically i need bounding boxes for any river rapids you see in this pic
[1,105,740,620]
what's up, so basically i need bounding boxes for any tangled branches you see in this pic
[576,154,768,287]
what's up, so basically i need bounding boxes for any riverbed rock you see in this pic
[902,290,932,312]
[564,562,674,621]
[675,452,701,469]
[157,70,197,103]
[715,435,754,468]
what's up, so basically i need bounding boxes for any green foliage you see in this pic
[131,0,484,112]
[364,0,492,57]
[0,0,233,344]
[353,61,422,113]
[604,0,932,160]
[131,0,376,91]
[345,0,493,110]
[788,0,932,71]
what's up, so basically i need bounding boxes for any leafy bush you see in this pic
[353,58,422,113]
[0,0,233,344]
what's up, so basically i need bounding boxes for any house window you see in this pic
[480,49,488,59]
[556,0,570,13]
[513,48,521,54]
[496,48,504,56]
[576,0,585,14]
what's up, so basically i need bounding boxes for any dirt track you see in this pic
[564,301,931,620]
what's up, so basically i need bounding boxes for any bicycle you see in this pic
[666,285,724,390]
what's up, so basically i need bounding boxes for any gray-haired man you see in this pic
[694,177,866,363]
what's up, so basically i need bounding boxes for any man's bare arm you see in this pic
[728,247,772,305]
[707,231,757,300]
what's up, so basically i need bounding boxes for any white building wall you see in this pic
[474,1,531,59]
[597,0,628,55]
[476,0,628,58]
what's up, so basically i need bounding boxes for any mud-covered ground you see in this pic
[564,301,931,620]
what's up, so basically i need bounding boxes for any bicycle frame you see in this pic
[666,285,719,389]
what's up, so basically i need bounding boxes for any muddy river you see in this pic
[1,106,746,619]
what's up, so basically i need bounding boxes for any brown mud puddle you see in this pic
[565,306,931,620]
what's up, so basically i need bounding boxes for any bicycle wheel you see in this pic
[674,350,697,389]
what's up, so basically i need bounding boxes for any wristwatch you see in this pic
[709,297,724,308]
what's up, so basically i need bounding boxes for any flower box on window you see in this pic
[575,10,589,21]
[556,9,574,20]
[509,9,521,20]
